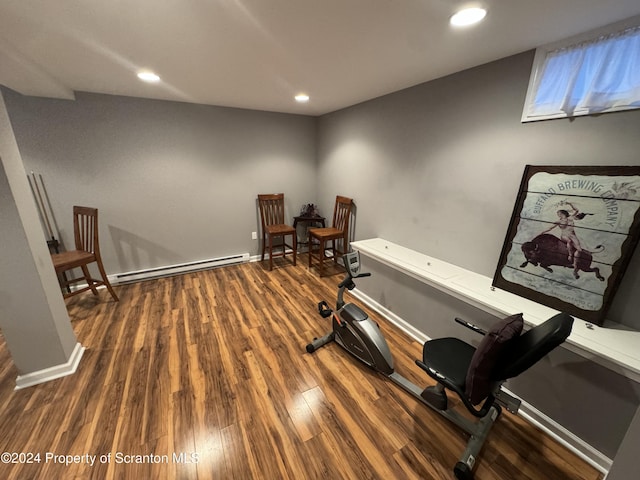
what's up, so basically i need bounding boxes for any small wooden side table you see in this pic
[293,215,326,251]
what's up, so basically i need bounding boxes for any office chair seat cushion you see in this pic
[465,313,524,405]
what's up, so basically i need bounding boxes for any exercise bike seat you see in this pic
[416,312,573,415]
[415,313,573,479]
[420,338,476,395]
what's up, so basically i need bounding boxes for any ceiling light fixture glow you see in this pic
[295,93,310,103]
[450,7,487,27]
[137,71,161,83]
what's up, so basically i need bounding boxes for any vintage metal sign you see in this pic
[493,165,640,325]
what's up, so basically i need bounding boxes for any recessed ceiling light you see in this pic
[137,71,161,83]
[295,93,310,103]
[450,7,487,27]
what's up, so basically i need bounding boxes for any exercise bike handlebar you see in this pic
[336,271,371,310]
[454,317,488,336]
[337,272,371,289]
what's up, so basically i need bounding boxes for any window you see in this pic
[522,16,640,122]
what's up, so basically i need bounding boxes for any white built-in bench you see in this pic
[351,238,640,384]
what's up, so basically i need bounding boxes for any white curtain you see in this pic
[529,25,640,117]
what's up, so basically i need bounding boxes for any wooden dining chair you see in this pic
[51,206,119,301]
[258,194,297,271]
[308,195,353,276]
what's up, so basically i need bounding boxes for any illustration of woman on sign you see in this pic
[540,201,590,267]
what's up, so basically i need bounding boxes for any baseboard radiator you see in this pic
[110,253,250,285]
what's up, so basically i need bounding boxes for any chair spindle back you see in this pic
[332,195,352,233]
[73,206,99,254]
[258,194,285,228]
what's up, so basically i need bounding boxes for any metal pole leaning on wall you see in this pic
[28,172,69,292]
[28,171,59,251]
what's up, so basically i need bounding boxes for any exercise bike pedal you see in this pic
[317,300,333,318]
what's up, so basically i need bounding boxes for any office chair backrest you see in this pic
[493,312,574,381]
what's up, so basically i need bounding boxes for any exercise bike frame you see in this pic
[306,251,522,480]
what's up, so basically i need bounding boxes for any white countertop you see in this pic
[352,238,640,383]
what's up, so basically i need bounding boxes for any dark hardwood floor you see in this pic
[0,255,603,479]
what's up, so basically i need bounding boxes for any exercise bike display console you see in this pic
[306,250,574,480]
[345,251,361,276]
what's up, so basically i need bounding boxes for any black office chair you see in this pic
[415,312,574,480]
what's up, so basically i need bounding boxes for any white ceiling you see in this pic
[2,1,640,116]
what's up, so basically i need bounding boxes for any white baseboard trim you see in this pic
[349,288,612,475]
[249,248,296,263]
[15,342,86,390]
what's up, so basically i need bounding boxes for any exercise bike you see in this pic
[306,251,573,480]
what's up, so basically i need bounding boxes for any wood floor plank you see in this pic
[301,385,375,480]
[0,256,604,479]
[220,422,253,479]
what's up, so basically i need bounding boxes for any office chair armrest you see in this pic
[455,317,487,336]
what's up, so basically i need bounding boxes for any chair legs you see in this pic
[95,260,119,301]
[318,239,326,276]
[309,236,347,277]
[59,261,118,302]
[81,264,100,295]
[308,238,326,277]
[261,232,267,262]
[269,234,274,271]
[263,233,296,271]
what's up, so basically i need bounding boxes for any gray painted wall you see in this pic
[317,50,640,330]
[315,50,640,458]
[3,89,317,276]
